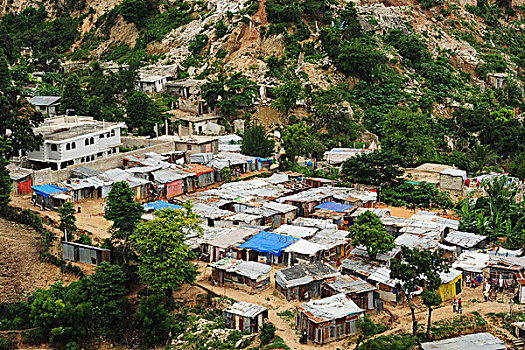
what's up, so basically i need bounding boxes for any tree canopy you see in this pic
[126,91,162,137]
[347,211,395,261]
[241,124,275,158]
[130,205,201,296]
[58,201,77,237]
[341,151,403,187]
[382,109,436,167]
[61,74,85,114]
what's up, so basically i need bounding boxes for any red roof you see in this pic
[183,163,214,176]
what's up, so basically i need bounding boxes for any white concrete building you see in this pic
[135,74,170,93]
[26,115,125,170]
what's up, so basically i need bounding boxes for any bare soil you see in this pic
[0,217,78,303]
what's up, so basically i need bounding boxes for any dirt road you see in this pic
[195,261,519,349]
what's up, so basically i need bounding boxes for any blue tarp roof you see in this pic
[31,184,69,198]
[315,201,354,212]
[144,200,184,211]
[238,231,298,256]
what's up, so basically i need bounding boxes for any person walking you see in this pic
[458,298,463,314]
[484,290,489,302]
[452,297,457,313]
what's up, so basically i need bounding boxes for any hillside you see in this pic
[0,0,524,172]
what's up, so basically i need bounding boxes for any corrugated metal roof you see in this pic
[274,224,318,238]
[420,332,508,350]
[341,256,381,278]
[262,202,297,214]
[208,227,260,249]
[275,262,340,288]
[284,239,324,256]
[224,301,267,318]
[28,95,61,106]
[308,229,349,250]
[296,294,363,323]
[452,252,490,273]
[444,230,487,248]
[516,272,525,286]
[324,275,376,294]
[367,267,400,288]
[32,184,69,197]
[292,217,338,230]
[7,164,32,181]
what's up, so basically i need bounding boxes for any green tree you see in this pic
[201,73,258,117]
[220,167,233,182]
[280,121,312,164]
[272,78,302,115]
[509,153,525,180]
[335,39,388,81]
[136,294,174,347]
[356,314,387,348]
[61,74,84,114]
[189,34,209,55]
[0,139,11,212]
[241,124,275,158]
[390,247,447,337]
[130,205,201,299]
[126,91,161,137]
[58,201,77,238]
[259,322,276,345]
[347,211,395,261]
[341,151,403,187]
[0,54,11,91]
[422,290,442,339]
[469,144,498,175]
[215,20,228,38]
[105,181,144,264]
[120,0,148,25]
[382,109,436,167]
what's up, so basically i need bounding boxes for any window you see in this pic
[85,139,89,146]
[110,129,115,137]
[99,134,104,139]
[66,143,71,151]
[51,144,58,152]
[71,142,76,149]
[187,145,192,151]
[97,152,103,157]
[106,132,110,138]
[90,137,95,145]
[81,157,85,162]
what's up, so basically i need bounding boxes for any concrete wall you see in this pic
[33,141,175,185]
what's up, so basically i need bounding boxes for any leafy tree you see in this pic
[241,124,275,158]
[422,290,442,338]
[215,20,228,38]
[130,205,201,299]
[509,153,525,180]
[347,211,395,261]
[381,182,452,209]
[85,263,130,340]
[120,0,148,25]
[202,73,258,117]
[390,247,447,337]
[335,39,388,81]
[280,121,312,164]
[385,30,431,67]
[259,322,276,345]
[58,202,77,238]
[136,294,174,347]
[126,91,161,137]
[272,78,302,115]
[382,109,436,167]
[105,181,144,264]
[0,156,11,212]
[220,167,233,183]
[0,54,11,91]
[341,151,403,187]
[189,34,209,55]
[469,144,498,175]
[61,74,84,114]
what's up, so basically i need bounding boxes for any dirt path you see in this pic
[195,261,349,349]
[10,194,112,242]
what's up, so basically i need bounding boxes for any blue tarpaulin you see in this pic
[314,201,353,212]
[31,184,69,198]
[144,200,184,211]
[238,231,298,256]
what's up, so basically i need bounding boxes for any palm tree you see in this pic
[470,144,498,175]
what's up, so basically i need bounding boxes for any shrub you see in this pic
[259,322,276,345]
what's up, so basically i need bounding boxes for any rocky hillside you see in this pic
[1,0,524,170]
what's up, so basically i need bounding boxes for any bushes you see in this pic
[259,322,276,345]
[189,34,209,56]
[135,294,174,347]
[382,182,452,208]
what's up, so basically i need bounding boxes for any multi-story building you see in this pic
[26,115,125,170]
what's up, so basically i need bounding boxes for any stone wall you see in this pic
[33,141,175,185]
